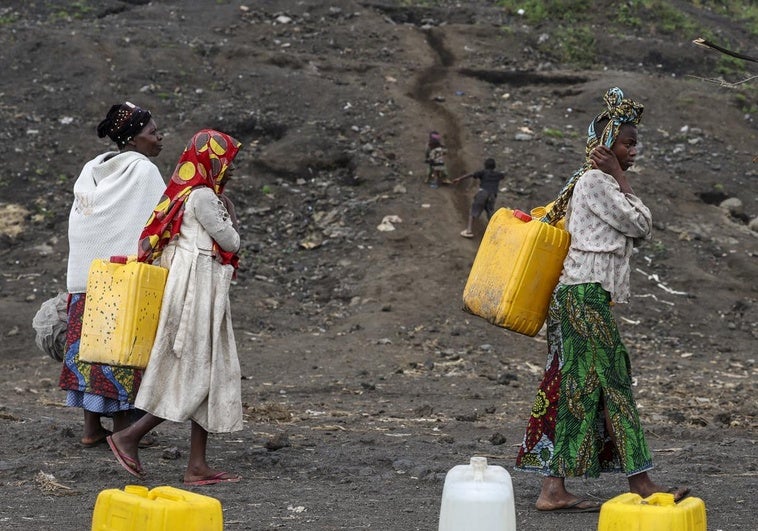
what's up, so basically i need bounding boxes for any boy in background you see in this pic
[452,157,505,238]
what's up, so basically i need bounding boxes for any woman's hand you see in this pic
[590,146,633,194]
[220,194,239,231]
[590,146,621,175]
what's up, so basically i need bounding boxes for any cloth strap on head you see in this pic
[96,102,152,147]
[138,129,242,268]
[542,87,644,225]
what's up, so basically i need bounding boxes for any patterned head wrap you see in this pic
[138,129,242,268]
[542,87,644,224]
[96,102,153,147]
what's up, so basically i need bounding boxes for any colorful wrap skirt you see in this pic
[58,293,141,414]
[515,283,653,478]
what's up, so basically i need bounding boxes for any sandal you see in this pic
[81,429,112,448]
[107,436,145,479]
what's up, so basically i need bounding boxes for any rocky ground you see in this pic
[0,1,756,529]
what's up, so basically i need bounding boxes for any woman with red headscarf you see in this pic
[107,129,244,485]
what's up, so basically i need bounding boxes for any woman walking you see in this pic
[107,129,244,485]
[59,102,165,447]
[515,87,690,512]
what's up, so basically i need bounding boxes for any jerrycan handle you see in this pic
[149,489,184,502]
[124,485,149,497]
[470,456,488,481]
[110,255,138,264]
[641,492,676,507]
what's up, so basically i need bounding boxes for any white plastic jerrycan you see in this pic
[438,456,516,531]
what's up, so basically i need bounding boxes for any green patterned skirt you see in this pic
[515,283,653,478]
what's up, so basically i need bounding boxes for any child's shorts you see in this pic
[471,189,497,218]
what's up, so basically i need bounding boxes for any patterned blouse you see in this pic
[559,169,652,303]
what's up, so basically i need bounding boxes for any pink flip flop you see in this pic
[107,435,145,479]
[184,471,241,486]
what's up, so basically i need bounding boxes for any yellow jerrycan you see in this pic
[462,208,570,336]
[79,255,167,368]
[91,485,222,531]
[597,492,706,531]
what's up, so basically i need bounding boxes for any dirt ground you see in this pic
[0,1,756,529]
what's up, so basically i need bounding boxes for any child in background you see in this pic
[452,157,505,238]
[424,131,450,188]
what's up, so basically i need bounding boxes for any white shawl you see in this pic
[66,151,165,292]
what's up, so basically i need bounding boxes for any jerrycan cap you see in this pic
[512,210,532,222]
[110,255,128,264]
[470,456,490,481]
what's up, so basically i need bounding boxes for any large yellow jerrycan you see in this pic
[91,485,222,531]
[462,208,570,336]
[597,492,706,531]
[79,255,167,369]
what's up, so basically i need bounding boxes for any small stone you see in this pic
[265,433,290,451]
[162,447,181,460]
[489,432,507,445]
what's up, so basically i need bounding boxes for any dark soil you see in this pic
[0,1,756,530]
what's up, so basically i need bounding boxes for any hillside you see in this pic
[0,1,756,529]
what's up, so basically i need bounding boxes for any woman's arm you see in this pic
[193,188,240,253]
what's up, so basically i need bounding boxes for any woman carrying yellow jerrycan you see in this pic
[515,87,690,512]
[108,129,244,486]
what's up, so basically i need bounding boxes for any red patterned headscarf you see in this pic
[138,129,242,268]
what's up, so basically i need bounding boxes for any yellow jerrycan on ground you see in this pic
[91,485,222,531]
[79,255,167,369]
[597,492,706,531]
[462,207,570,336]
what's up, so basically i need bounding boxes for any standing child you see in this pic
[452,158,505,238]
[107,129,244,485]
[424,131,450,188]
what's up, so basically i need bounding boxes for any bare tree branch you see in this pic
[693,38,758,63]
[687,74,758,88]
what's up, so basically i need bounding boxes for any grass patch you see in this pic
[49,1,95,21]
[0,8,20,25]
[497,0,590,24]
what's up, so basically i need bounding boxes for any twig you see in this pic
[693,38,758,63]
[687,74,758,89]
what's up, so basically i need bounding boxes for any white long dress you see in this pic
[135,187,243,433]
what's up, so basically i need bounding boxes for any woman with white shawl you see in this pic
[59,102,165,447]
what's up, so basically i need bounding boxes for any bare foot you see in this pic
[536,476,601,511]
[635,485,691,502]
[629,473,690,502]
[81,427,111,447]
[536,497,602,512]
[536,495,601,512]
